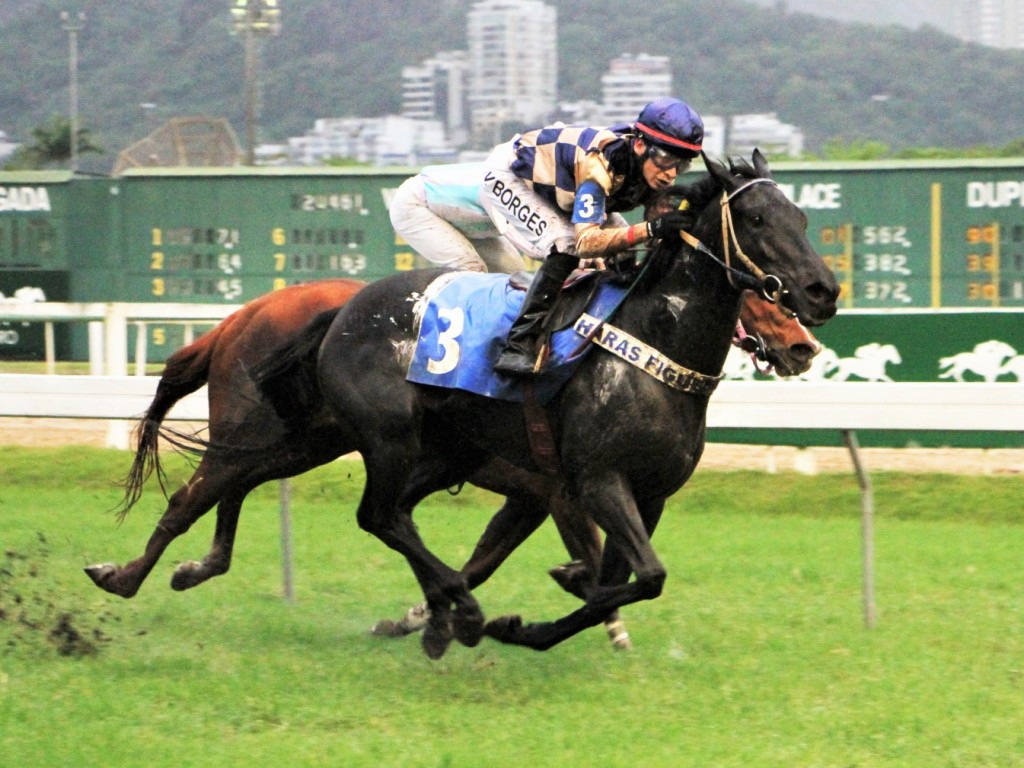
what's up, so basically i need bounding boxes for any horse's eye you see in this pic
[750,214,764,227]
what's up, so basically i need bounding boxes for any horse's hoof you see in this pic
[372,602,431,637]
[548,560,591,600]
[83,564,137,598]
[612,636,634,651]
[606,620,632,651]
[400,603,430,633]
[451,605,484,648]
[370,606,430,638]
[84,563,116,586]
[421,622,453,660]
[484,614,522,643]
[371,619,402,637]
[171,561,202,591]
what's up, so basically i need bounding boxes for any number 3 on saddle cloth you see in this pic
[407,271,627,404]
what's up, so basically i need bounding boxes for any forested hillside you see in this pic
[2,0,1023,172]
[744,0,960,31]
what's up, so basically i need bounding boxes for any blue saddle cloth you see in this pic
[406,271,627,403]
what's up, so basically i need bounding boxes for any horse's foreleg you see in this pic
[357,451,482,659]
[547,496,632,650]
[462,495,550,588]
[485,477,666,651]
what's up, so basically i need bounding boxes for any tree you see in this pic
[12,114,103,169]
[816,138,892,161]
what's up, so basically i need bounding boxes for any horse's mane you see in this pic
[639,155,766,282]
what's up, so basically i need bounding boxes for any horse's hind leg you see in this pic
[85,460,227,598]
[169,488,245,591]
[372,493,549,638]
[358,450,482,659]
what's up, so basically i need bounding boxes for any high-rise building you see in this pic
[401,52,470,147]
[600,53,672,126]
[727,113,804,159]
[955,0,1024,48]
[466,0,557,142]
[0,129,19,162]
[288,116,456,166]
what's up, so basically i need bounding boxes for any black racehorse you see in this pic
[83,247,818,654]
[256,151,839,658]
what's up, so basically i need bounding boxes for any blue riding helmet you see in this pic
[635,98,704,159]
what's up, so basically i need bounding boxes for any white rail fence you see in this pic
[3,301,1024,626]
[0,301,238,375]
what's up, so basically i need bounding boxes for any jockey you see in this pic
[484,97,705,375]
[389,162,527,274]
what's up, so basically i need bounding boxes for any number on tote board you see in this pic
[860,225,912,248]
[862,280,912,303]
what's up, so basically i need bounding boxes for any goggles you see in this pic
[646,144,692,173]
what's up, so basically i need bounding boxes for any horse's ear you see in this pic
[702,151,735,191]
[752,148,773,179]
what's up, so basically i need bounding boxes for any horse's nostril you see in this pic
[790,343,816,361]
[806,281,840,303]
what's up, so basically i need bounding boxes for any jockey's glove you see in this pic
[646,209,695,240]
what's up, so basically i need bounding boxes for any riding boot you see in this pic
[493,250,578,375]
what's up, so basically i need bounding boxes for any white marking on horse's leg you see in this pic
[605,619,632,650]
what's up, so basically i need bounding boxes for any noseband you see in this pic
[679,177,795,315]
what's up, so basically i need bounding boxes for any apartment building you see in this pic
[287,116,456,166]
[401,51,471,147]
[955,0,1024,48]
[600,53,672,125]
[727,113,804,158]
[466,0,557,141]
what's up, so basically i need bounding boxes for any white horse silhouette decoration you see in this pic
[826,343,902,382]
[938,340,1018,382]
[0,286,47,302]
[999,354,1024,382]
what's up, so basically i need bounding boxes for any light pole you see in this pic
[140,102,157,133]
[230,0,282,165]
[60,10,85,172]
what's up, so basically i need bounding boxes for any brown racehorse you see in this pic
[86,267,820,647]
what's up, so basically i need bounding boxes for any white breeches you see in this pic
[390,175,526,273]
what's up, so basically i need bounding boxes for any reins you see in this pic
[566,176,790,368]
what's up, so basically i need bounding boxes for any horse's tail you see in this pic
[115,328,220,520]
[250,307,339,423]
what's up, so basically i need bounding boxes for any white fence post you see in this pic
[280,480,295,604]
[104,304,131,449]
[134,321,148,376]
[87,321,105,375]
[842,429,876,630]
[44,321,56,375]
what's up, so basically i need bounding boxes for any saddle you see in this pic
[509,266,632,342]
[406,269,631,404]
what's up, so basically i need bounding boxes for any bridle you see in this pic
[679,177,795,316]
[732,319,775,375]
